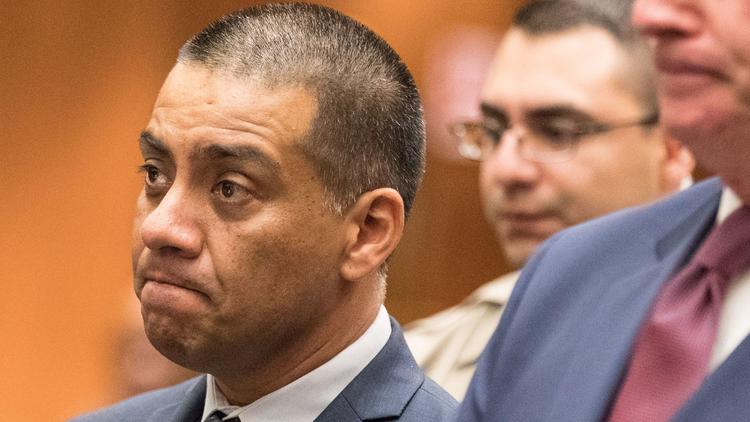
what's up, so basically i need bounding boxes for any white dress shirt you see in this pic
[201,305,391,422]
[709,188,750,370]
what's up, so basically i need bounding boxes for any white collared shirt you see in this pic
[709,188,750,370]
[201,305,391,422]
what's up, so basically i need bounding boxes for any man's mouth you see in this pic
[653,49,729,90]
[139,270,211,302]
[498,211,561,237]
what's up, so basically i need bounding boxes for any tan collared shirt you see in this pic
[404,272,518,400]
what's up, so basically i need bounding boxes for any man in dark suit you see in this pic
[72,3,456,421]
[458,0,750,421]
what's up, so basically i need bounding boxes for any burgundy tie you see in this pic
[609,205,750,422]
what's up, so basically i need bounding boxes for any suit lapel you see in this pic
[546,181,722,421]
[148,376,207,422]
[315,318,423,421]
[315,396,362,421]
[144,322,421,422]
[674,333,750,420]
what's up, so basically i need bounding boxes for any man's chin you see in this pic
[501,239,543,269]
[143,316,204,369]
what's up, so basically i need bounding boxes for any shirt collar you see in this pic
[717,186,743,224]
[202,305,391,422]
[472,271,521,306]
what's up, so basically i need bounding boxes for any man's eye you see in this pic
[138,165,167,186]
[212,180,252,204]
[146,167,160,183]
[482,119,508,145]
[137,164,171,197]
[482,127,502,145]
[220,181,236,198]
[534,121,581,144]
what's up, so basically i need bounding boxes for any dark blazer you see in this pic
[459,177,750,421]
[71,318,457,422]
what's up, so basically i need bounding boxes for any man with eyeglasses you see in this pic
[404,0,694,400]
[458,0,750,417]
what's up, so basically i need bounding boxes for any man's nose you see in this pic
[481,130,541,187]
[138,187,203,259]
[632,0,701,39]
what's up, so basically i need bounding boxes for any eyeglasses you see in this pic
[448,112,659,163]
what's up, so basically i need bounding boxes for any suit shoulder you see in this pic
[547,178,722,258]
[399,377,458,421]
[69,377,201,422]
[567,177,720,240]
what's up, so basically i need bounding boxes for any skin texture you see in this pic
[633,0,750,203]
[131,63,401,405]
[478,26,693,267]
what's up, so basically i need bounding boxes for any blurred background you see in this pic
[1,0,525,419]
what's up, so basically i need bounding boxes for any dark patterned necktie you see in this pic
[608,205,750,421]
[204,410,240,422]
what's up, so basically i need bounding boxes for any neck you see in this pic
[213,296,381,405]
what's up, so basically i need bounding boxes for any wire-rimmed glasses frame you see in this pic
[448,112,659,163]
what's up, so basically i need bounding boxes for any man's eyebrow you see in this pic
[193,143,281,172]
[526,105,592,121]
[139,131,171,156]
[480,103,591,122]
[480,103,507,120]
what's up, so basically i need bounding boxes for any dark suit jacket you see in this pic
[72,318,457,422]
[459,177,750,421]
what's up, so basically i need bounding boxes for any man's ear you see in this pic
[660,136,695,193]
[340,188,405,282]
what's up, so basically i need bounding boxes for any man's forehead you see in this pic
[493,26,623,66]
[138,129,282,175]
[149,64,318,151]
[481,27,639,119]
[155,63,317,122]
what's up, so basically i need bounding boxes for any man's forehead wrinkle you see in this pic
[154,99,296,143]
[190,143,281,172]
[148,102,292,158]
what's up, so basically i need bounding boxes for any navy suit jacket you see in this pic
[459,178,750,421]
[72,318,457,421]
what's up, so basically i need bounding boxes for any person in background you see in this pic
[458,0,750,419]
[405,0,694,400]
[72,3,457,421]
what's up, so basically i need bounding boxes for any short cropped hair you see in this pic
[178,2,425,216]
[514,0,636,40]
[513,0,658,115]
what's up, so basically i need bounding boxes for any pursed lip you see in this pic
[139,269,210,300]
